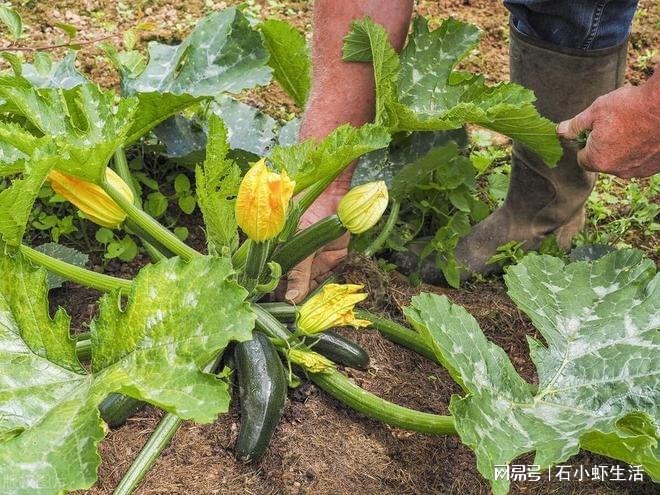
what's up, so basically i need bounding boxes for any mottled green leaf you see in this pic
[34,242,89,290]
[405,250,659,494]
[271,123,391,193]
[0,77,137,183]
[352,129,467,189]
[123,7,271,143]
[343,17,562,165]
[21,51,88,89]
[195,115,241,254]
[261,19,311,107]
[211,96,278,156]
[0,146,59,246]
[0,252,254,494]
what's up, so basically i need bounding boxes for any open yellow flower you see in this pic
[288,348,335,374]
[48,168,134,229]
[337,181,388,234]
[235,159,295,242]
[296,283,371,335]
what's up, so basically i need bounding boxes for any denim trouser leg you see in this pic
[503,0,638,50]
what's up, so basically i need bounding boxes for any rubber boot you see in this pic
[454,24,628,279]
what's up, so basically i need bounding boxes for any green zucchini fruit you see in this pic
[303,331,370,370]
[99,393,145,428]
[234,331,287,463]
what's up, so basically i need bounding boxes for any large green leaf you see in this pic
[270,123,391,193]
[0,252,254,493]
[0,77,137,183]
[195,115,241,254]
[351,129,467,190]
[123,7,272,143]
[154,97,299,165]
[0,145,60,246]
[261,19,311,107]
[404,250,659,494]
[343,17,562,165]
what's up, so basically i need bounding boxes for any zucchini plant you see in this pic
[0,6,656,495]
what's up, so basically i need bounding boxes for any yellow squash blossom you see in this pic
[48,168,134,229]
[288,348,335,374]
[337,181,388,234]
[235,159,296,242]
[296,283,371,335]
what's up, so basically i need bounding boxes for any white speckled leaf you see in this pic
[123,7,271,143]
[405,250,659,494]
[351,128,467,190]
[343,17,562,165]
[21,51,89,89]
[0,252,254,494]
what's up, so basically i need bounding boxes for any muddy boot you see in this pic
[454,25,627,279]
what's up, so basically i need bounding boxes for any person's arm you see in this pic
[284,0,413,303]
[557,67,660,178]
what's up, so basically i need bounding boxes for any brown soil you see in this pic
[7,0,658,494]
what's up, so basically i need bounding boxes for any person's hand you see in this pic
[284,184,350,304]
[557,75,660,179]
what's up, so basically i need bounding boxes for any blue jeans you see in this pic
[504,0,638,50]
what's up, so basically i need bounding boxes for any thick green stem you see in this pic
[363,201,400,257]
[253,303,456,435]
[241,241,270,294]
[76,338,92,361]
[112,357,220,494]
[103,181,199,262]
[20,245,132,294]
[297,170,344,213]
[355,309,438,363]
[271,216,346,273]
[231,239,250,269]
[112,412,183,495]
[113,148,138,202]
[310,370,455,435]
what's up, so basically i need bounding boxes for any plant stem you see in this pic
[113,148,138,202]
[260,303,438,365]
[252,304,456,435]
[112,356,221,495]
[19,244,132,294]
[103,180,199,262]
[232,239,250,269]
[112,413,183,495]
[355,309,438,363]
[76,338,92,361]
[363,201,400,257]
[310,370,456,434]
[241,241,270,293]
[271,216,346,273]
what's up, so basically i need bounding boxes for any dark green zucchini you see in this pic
[302,330,370,370]
[234,331,287,463]
[99,394,145,428]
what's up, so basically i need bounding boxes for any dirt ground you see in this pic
[6,0,658,494]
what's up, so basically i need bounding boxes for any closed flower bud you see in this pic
[296,283,371,335]
[48,168,134,229]
[235,159,296,242]
[288,348,334,374]
[337,181,388,234]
